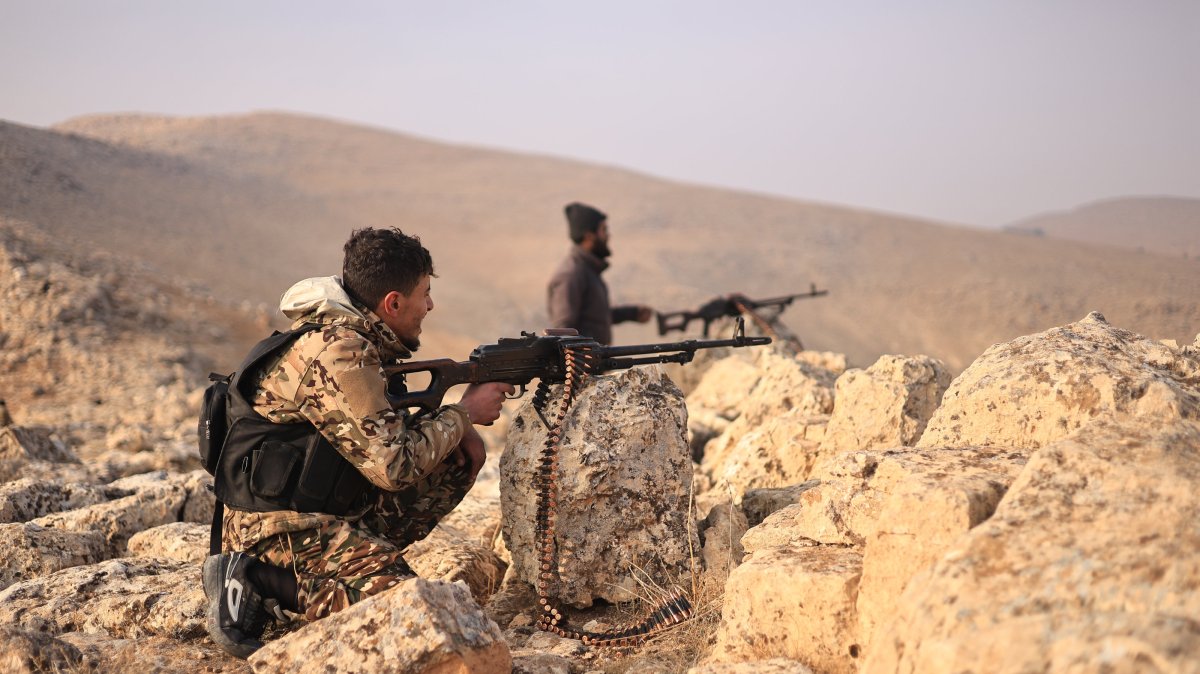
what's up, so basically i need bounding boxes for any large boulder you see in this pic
[918,311,1200,449]
[248,577,510,674]
[820,354,950,455]
[864,419,1200,673]
[500,367,698,607]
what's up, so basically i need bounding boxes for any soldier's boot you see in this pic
[202,552,270,658]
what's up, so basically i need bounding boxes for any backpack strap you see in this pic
[209,498,224,556]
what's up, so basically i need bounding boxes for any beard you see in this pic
[401,334,421,352]
[592,239,612,259]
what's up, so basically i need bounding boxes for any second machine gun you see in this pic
[384,318,770,418]
[655,284,829,338]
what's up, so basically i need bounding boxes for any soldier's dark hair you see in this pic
[342,227,435,308]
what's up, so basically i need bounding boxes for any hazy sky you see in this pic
[2,1,1197,227]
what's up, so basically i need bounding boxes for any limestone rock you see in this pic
[686,356,767,422]
[865,420,1200,673]
[127,522,209,562]
[0,477,108,523]
[699,500,748,584]
[501,367,698,607]
[0,626,85,673]
[33,470,188,555]
[696,350,835,504]
[820,354,950,454]
[0,425,77,482]
[702,410,829,502]
[741,481,820,528]
[511,650,573,674]
[0,557,206,639]
[854,446,1026,652]
[56,632,240,674]
[711,543,863,674]
[0,522,106,590]
[248,577,510,674]
[918,311,1200,449]
[405,532,506,604]
[689,659,815,674]
[765,447,1025,550]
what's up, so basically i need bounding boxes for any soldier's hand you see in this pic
[453,425,487,481]
[636,305,653,323]
[457,382,515,426]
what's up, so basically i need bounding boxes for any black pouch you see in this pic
[197,372,233,475]
[250,441,303,499]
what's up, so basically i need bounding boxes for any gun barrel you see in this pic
[602,334,771,359]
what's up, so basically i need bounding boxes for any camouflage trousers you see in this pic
[228,459,474,622]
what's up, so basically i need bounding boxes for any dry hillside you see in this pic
[2,112,1199,376]
[1006,196,1200,258]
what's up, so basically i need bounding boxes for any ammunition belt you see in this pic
[531,344,693,648]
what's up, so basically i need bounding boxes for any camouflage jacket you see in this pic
[224,276,469,544]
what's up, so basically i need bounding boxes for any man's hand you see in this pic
[457,382,515,426]
[635,305,654,323]
[450,425,487,481]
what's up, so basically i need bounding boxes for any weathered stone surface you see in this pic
[57,631,247,673]
[0,557,206,640]
[511,650,573,674]
[127,522,209,562]
[0,626,85,673]
[918,311,1200,450]
[854,447,1026,652]
[769,447,1024,550]
[702,410,829,502]
[711,543,863,674]
[699,500,747,583]
[820,354,950,454]
[865,420,1200,673]
[0,425,78,482]
[0,477,108,523]
[248,577,510,674]
[179,469,216,524]
[741,481,819,528]
[687,356,768,422]
[406,531,506,604]
[689,659,815,674]
[501,367,698,607]
[696,350,836,506]
[0,522,106,590]
[33,470,188,555]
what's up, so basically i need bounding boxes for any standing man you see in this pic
[546,202,652,345]
[203,227,514,658]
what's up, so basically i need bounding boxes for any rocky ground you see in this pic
[2,214,1198,673]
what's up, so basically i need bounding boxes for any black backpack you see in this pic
[198,324,376,554]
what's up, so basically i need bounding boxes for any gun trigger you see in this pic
[509,384,526,400]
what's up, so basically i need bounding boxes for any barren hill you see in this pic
[1005,196,1200,259]
[3,112,1199,375]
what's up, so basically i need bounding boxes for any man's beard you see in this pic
[593,239,612,259]
[402,335,421,352]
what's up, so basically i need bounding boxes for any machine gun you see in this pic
[655,284,829,338]
[384,318,770,416]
